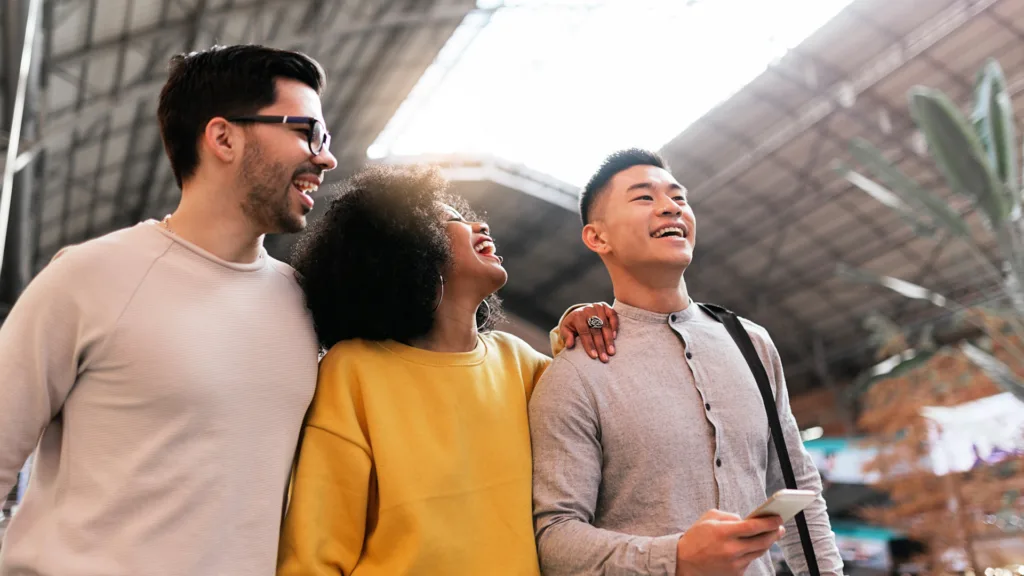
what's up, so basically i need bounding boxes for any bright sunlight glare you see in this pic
[369,0,856,186]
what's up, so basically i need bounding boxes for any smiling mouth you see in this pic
[474,239,499,259]
[651,226,688,239]
[292,179,318,211]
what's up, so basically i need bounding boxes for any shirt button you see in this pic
[685,351,693,359]
[705,403,711,411]
[716,458,722,467]
[670,314,677,322]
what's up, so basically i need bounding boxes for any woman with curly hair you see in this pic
[277,164,564,575]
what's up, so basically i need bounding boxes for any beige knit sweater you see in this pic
[0,222,319,576]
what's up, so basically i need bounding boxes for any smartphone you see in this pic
[746,489,817,523]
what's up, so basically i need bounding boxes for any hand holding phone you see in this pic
[746,489,816,523]
[674,510,785,576]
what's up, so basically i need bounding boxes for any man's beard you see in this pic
[239,142,306,234]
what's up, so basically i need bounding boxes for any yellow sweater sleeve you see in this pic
[278,347,373,576]
[548,303,588,356]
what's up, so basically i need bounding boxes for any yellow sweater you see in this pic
[277,331,551,576]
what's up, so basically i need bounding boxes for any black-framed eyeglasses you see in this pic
[226,115,331,155]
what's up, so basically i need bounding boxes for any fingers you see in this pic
[730,516,785,538]
[700,509,742,522]
[594,306,615,357]
[568,305,612,361]
[603,303,620,338]
[735,526,785,557]
[577,326,601,360]
[578,306,610,362]
[735,544,774,569]
[557,303,619,361]
[590,328,610,363]
[560,325,576,349]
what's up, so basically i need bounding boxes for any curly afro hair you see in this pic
[292,164,503,350]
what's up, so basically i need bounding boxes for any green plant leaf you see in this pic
[996,225,1024,315]
[960,341,1024,403]
[847,138,969,238]
[837,162,936,236]
[910,87,1013,229]
[836,263,951,308]
[973,62,995,167]
[972,59,1019,195]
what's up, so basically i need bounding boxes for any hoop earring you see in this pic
[433,274,445,311]
[477,297,491,324]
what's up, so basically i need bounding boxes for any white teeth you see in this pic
[293,181,318,195]
[475,240,495,254]
[653,226,685,238]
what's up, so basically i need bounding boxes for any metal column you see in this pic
[0,0,43,309]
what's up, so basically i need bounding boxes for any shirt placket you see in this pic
[671,321,726,509]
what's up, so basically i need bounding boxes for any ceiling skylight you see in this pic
[369,0,856,186]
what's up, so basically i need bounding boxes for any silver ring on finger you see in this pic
[587,315,605,330]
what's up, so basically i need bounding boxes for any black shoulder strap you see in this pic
[698,303,820,576]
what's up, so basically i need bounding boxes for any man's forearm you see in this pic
[536,518,681,576]
[770,447,844,574]
[778,497,845,576]
[763,332,845,576]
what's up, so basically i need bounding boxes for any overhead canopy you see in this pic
[386,0,1024,391]
[657,0,1023,385]
[0,0,480,275]
[5,0,1024,391]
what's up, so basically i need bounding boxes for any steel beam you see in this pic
[888,231,952,320]
[58,128,79,248]
[134,0,180,223]
[29,149,43,275]
[112,104,149,227]
[693,59,1024,307]
[684,0,1000,200]
[0,2,483,176]
[0,0,42,303]
[51,2,482,70]
[0,77,167,175]
[84,117,112,238]
[388,154,580,211]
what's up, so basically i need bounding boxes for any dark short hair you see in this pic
[579,148,669,224]
[157,44,326,188]
[292,164,503,350]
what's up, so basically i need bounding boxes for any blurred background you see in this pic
[1,0,1023,574]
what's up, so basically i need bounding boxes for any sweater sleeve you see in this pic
[0,254,105,495]
[759,331,845,576]
[530,358,681,576]
[277,348,374,576]
[512,335,552,401]
[548,303,588,356]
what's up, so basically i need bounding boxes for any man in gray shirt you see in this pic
[529,149,844,576]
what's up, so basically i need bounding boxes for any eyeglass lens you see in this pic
[311,121,328,154]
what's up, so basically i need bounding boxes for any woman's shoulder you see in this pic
[482,330,531,351]
[319,338,389,369]
[482,331,551,365]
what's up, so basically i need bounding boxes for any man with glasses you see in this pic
[0,44,615,576]
[0,45,334,576]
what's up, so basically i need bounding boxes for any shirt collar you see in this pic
[612,298,697,324]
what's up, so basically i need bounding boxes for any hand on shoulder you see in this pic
[557,302,619,362]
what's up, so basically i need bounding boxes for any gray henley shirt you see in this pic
[529,300,844,576]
